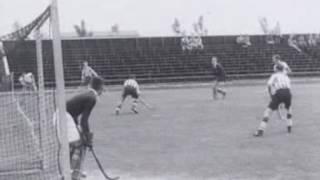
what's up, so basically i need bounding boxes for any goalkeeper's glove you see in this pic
[82,132,93,148]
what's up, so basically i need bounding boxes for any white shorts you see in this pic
[53,111,80,143]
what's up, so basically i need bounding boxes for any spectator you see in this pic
[186,36,194,51]
[266,35,275,44]
[181,32,190,52]
[194,35,204,50]
[19,71,37,91]
[288,34,302,53]
[297,35,307,47]
[236,35,251,47]
[307,34,317,47]
[315,34,320,45]
[189,34,197,50]
[181,32,204,52]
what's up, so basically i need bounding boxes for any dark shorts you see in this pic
[268,88,292,111]
[122,86,139,99]
[214,76,226,82]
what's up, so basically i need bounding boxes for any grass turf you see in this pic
[81,81,320,180]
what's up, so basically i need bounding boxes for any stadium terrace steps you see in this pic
[3,35,320,86]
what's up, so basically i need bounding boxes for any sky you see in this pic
[0,0,320,37]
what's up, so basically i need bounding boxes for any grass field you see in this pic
[82,80,320,180]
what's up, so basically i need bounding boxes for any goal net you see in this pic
[0,2,70,180]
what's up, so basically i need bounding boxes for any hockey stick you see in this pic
[139,97,154,110]
[74,126,120,180]
[89,147,120,180]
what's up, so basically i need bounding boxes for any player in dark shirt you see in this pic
[67,76,104,180]
[211,56,227,99]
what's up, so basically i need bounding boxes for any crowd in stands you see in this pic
[288,34,302,52]
[236,35,251,47]
[234,32,320,53]
[172,17,205,52]
[287,34,320,53]
[181,32,204,52]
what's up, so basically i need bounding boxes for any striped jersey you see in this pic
[267,72,291,95]
[273,61,291,74]
[124,79,140,93]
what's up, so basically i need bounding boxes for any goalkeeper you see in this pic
[19,71,37,91]
[66,76,104,180]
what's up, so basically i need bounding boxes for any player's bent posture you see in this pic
[19,72,37,91]
[272,54,291,74]
[272,54,292,117]
[67,77,104,180]
[115,75,140,114]
[80,61,98,88]
[253,65,293,137]
[211,56,226,99]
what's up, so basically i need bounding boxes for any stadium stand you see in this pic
[3,34,320,87]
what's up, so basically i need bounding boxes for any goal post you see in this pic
[0,41,12,91]
[0,1,71,180]
[50,0,71,179]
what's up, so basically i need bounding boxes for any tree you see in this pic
[12,21,22,32]
[172,18,181,35]
[258,17,269,34]
[193,15,207,36]
[193,23,199,34]
[74,20,93,37]
[198,15,204,32]
[11,21,25,40]
[273,22,281,35]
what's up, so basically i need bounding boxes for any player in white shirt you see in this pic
[272,54,291,74]
[80,61,98,87]
[19,72,37,91]
[115,75,141,114]
[254,65,293,137]
[272,54,292,120]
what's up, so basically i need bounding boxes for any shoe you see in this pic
[71,170,87,179]
[81,171,87,178]
[287,126,292,133]
[253,130,264,137]
[222,92,227,99]
[131,107,138,114]
[115,107,120,115]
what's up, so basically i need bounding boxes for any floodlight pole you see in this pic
[50,0,71,180]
